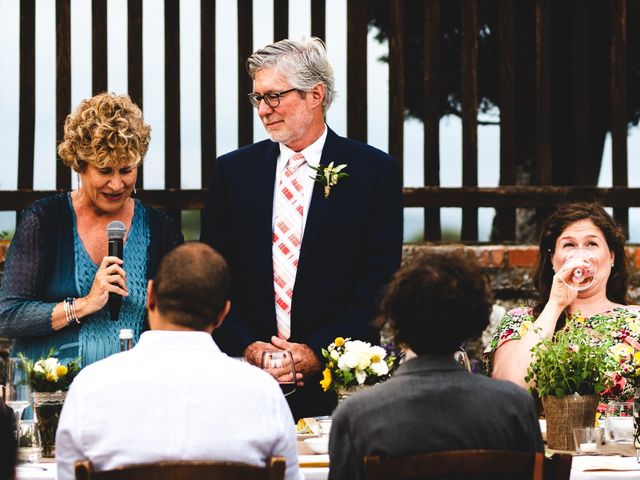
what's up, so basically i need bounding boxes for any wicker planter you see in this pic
[336,384,371,403]
[542,394,599,451]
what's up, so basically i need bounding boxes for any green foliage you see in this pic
[525,323,617,398]
[0,230,11,240]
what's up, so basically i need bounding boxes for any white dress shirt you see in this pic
[273,124,328,237]
[56,330,302,480]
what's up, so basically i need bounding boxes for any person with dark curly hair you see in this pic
[328,252,543,480]
[486,202,639,399]
[0,92,183,366]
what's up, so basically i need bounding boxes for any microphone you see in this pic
[107,221,126,321]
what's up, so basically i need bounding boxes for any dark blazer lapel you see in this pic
[297,129,343,272]
[254,141,280,293]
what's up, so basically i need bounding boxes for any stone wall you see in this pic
[1,240,640,368]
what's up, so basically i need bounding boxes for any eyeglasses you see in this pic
[247,88,299,108]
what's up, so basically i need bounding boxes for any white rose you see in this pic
[344,340,371,355]
[355,351,372,370]
[370,360,389,376]
[44,357,60,372]
[338,352,358,370]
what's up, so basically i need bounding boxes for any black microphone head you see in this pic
[107,221,126,240]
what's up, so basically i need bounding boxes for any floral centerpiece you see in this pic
[320,337,398,400]
[19,350,80,456]
[525,319,616,450]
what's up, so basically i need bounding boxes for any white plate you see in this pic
[296,433,319,440]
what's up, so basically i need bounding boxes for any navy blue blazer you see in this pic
[201,128,403,416]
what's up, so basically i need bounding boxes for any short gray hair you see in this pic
[247,37,335,114]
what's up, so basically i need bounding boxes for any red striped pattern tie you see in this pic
[273,153,307,339]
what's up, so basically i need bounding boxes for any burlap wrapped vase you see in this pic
[542,394,599,451]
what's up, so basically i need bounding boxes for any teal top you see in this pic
[0,192,182,368]
[72,194,148,366]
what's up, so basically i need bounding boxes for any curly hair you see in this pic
[377,252,493,355]
[57,92,151,172]
[533,202,630,320]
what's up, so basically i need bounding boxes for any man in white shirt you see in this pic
[56,242,302,480]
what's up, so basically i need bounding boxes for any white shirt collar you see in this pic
[278,124,328,168]
[135,330,221,353]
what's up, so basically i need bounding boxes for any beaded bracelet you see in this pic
[64,297,80,326]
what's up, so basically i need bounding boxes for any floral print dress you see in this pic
[483,305,640,400]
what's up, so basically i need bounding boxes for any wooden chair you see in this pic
[74,457,286,480]
[543,452,572,480]
[363,450,546,480]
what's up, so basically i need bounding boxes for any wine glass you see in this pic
[2,357,31,441]
[261,350,296,397]
[560,250,598,291]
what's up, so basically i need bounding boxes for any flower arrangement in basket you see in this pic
[320,337,398,399]
[19,350,80,456]
[525,320,616,450]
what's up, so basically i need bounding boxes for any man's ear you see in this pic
[213,300,231,330]
[310,83,325,109]
[146,280,156,311]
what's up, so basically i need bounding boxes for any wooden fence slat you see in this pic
[128,0,144,189]
[92,0,108,94]
[388,0,404,182]
[274,0,288,42]
[164,0,181,229]
[423,0,441,241]
[346,0,367,143]
[56,0,72,191]
[238,0,254,148]
[201,0,216,189]
[461,0,478,241]
[496,0,516,241]
[311,0,326,41]
[611,0,628,233]
[572,0,589,185]
[18,0,36,190]
[535,0,552,185]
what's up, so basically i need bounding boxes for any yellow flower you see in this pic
[573,316,586,324]
[334,337,345,347]
[371,354,381,363]
[328,361,334,368]
[55,365,68,377]
[45,372,57,382]
[610,343,634,360]
[519,320,533,337]
[320,368,332,392]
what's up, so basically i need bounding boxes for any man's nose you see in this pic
[258,99,274,117]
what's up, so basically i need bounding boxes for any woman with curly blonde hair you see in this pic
[0,93,183,366]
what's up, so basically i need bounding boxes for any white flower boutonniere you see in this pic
[309,162,349,198]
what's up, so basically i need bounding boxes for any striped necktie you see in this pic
[273,153,307,339]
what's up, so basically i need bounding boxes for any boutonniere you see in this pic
[309,162,349,198]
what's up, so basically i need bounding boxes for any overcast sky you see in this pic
[0,0,639,241]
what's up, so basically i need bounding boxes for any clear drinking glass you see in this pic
[261,350,296,397]
[605,401,634,445]
[560,250,598,291]
[2,358,31,441]
[16,420,42,463]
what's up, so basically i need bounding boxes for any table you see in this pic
[15,454,640,480]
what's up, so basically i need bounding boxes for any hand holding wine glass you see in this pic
[560,250,598,292]
[261,350,296,397]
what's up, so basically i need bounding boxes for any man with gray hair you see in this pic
[202,37,402,418]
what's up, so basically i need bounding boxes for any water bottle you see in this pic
[119,329,134,352]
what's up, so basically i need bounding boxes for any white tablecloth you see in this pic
[15,456,640,480]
